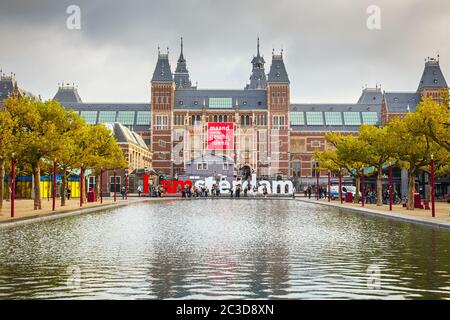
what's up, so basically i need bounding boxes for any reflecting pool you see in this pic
[1,199,450,299]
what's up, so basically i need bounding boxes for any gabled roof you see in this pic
[106,122,149,150]
[53,85,83,103]
[1,73,37,108]
[384,91,420,113]
[0,76,15,104]
[357,87,383,104]
[417,58,448,91]
[152,52,173,82]
[267,52,289,83]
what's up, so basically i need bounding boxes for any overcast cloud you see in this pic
[0,0,449,103]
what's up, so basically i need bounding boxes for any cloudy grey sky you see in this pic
[1,0,449,103]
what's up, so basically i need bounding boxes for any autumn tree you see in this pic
[4,97,73,210]
[358,125,396,206]
[408,96,450,152]
[0,110,14,209]
[323,133,369,203]
[70,124,127,202]
[54,110,87,206]
[388,113,446,210]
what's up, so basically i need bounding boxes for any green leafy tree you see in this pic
[325,133,369,203]
[54,110,87,206]
[4,97,73,210]
[358,125,396,206]
[409,96,450,152]
[388,113,446,210]
[0,110,14,209]
[70,124,127,202]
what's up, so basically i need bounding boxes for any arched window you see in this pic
[245,115,250,126]
[240,115,244,125]
[219,115,223,122]
[214,115,218,122]
[224,115,228,122]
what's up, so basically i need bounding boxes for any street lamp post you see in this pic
[11,154,15,218]
[327,171,331,202]
[389,162,393,211]
[431,154,435,218]
[339,169,343,204]
[361,168,365,207]
[52,160,57,211]
[80,164,84,208]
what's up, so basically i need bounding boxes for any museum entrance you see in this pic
[241,165,252,181]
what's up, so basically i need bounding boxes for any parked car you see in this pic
[330,185,356,200]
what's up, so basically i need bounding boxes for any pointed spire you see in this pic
[174,37,192,89]
[178,37,185,63]
[257,36,260,57]
[247,36,267,89]
[181,37,184,56]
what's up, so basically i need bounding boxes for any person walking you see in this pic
[121,186,126,200]
[67,187,71,200]
[137,185,142,197]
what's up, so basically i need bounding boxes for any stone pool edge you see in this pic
[297,198,450,231]
[0,198,178,229]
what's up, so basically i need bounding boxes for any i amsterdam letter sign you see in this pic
[207,122,234,150]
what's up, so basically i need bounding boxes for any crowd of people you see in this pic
[302,185,327,199]
[180,183,266,198]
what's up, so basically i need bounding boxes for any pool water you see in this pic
[0,199,449,299]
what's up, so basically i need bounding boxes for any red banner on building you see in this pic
[207,122,234,150]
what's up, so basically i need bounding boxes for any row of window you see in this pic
[78,111,151,126]
[155,114,282,129]
[290,111,378,126]
[77,110,377,128]
[176,98,264,108]
[173,114,265,126]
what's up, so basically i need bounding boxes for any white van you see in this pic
[330,185,356,200]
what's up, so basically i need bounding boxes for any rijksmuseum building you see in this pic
[1,38,448,193]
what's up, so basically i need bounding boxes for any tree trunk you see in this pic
[376,165,383,206]
[0,158,4,210]
[354,176,360,203]
[60,170,67,207]
[32,162,42,210]
[407,171,415,210]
